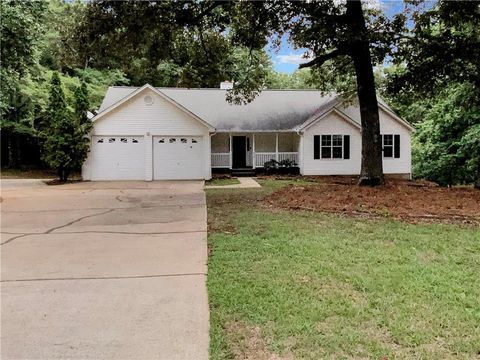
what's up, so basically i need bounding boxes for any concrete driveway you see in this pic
[1,180,208,360]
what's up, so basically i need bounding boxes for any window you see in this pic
[314,135,350,160]
[191,139,198,143]
[120,138,127,143]
[321,135,332,158]
[169,138,176,143]
[383,134,393,158]
[97,138,104,143]
[321,135,342,159]
[181,138,187,143]
[382,134,400,158]
[108,138,116,143]
[158,138,165,143]
[132,138,139,143]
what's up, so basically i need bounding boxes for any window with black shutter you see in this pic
[314,135,349,159]
[382,135,394,158]
[343,135,350,159]
[394,135,400,158]
[382,134,400,158]
[314,135,320,159]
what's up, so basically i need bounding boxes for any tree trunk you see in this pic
[58,168,69,183]
[475,149,480,190]
[347,0,384,186]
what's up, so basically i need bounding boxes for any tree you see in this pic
[220,0,405,185]
[0,1,46,167]
[40,72,91,182]
[410,83,480,186]
[387,0,480,188]
[73,80,90,126]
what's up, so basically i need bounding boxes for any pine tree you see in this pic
[41,72,91,182]
[74,80,90,125]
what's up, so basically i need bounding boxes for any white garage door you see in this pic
[91,136,145,180]
[153,136,204,180]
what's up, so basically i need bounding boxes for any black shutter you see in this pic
[394,134,400,158]
[314,135,320,159]
[343,135,350,159]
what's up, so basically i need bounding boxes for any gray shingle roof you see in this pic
[99,87,337,131]
[97,86,411,132]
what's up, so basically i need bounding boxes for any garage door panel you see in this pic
[91,136,145,180]
[154,136,204,180]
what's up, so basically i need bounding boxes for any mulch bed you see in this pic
[266,177,480,226]
[44,179,83,186]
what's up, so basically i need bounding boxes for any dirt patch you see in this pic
[266,178,480,225]
[44,179,83,186]
[225,320,293,360]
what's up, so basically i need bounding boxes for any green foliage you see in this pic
[411,83,480,186]
[39,0,86,71]
[265,69,316,90]
[40,73,91,182]
[73,81,90,125]
[386,0,480,187]
[226,1,406,100]
[389,0,480,97]
[225,49,272,105]
[0,0,46,130]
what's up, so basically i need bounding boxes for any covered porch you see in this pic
[211,132,300,169]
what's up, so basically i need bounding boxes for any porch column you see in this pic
[229,133,232,169]
[252,133,256,168]
[275,133,279,162]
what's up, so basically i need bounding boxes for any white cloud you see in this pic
[276,53,313,65]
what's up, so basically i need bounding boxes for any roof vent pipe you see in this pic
[220,81,233,90]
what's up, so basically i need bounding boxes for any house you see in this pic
[82,84,413,181]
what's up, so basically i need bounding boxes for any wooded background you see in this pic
[1,0,478,186]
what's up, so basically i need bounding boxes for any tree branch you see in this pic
[298,48,345,69]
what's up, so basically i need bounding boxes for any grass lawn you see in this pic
[206,177,241,186]
[207,179,480,359]
[1,168,57,179]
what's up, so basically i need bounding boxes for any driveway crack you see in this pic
[46,209,115,234]
[1,209,115,246]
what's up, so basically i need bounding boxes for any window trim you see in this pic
[382,134,394,158]
[319,134,344,159]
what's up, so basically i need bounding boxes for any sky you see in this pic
[270,0,427,74]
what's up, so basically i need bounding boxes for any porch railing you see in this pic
[211,153,230,168]
[278,152,299,164]
[254,152,276,167]
[212,151,299,168]
[254,152,299,168]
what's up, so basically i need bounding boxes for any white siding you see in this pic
[302,112,361,175]
[301,108,412,176]
[378,110,412,175]
[82,89,211,180]
[93,89,208,136]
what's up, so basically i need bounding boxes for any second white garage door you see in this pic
[153,136,204,180]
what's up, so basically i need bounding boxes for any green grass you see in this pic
[206,183,480,360]
[1,168,56,179]
[206,177,241,186]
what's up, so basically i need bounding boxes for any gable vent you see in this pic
[144,95,154,105]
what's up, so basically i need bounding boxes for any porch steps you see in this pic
[231,168,256,177]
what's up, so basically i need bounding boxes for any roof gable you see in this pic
[92,84,215,131]
[296,97,414,133]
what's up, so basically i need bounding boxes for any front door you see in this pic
[232,136,246,168]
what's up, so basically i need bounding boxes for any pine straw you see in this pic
[266,179,480,226]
